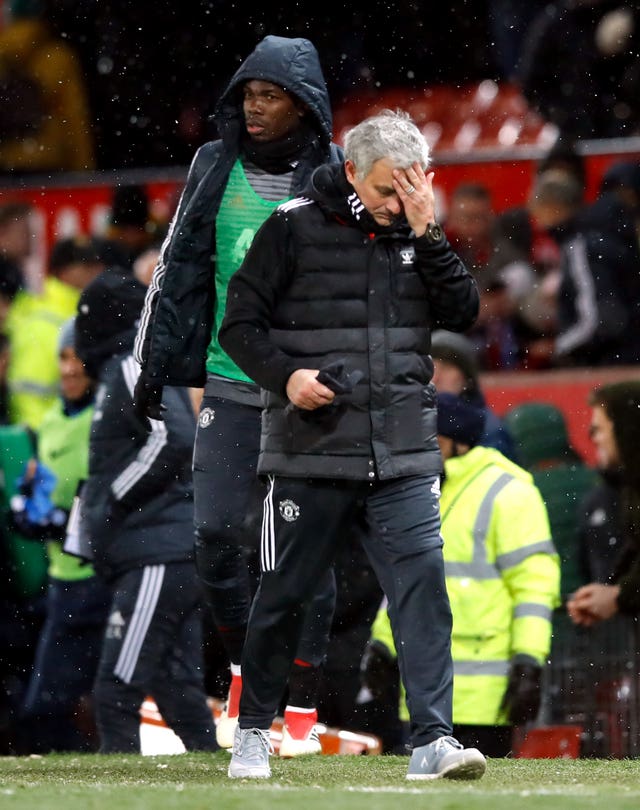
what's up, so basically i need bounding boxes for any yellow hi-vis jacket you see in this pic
[371,445,560,725]
[6,277,80,430]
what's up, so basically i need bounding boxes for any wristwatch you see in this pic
[424,222,444,243]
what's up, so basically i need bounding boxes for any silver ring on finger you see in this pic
[405,184,416,195]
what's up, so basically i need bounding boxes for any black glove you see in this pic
[500,655,542,725]
[285,359,364,425]
[8,503,68,541]
[359,639,398,701]
[316,359,364,395]
[133,369,165,423]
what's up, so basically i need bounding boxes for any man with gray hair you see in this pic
[219,109,486,781]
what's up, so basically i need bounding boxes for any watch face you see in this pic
[428,223,443,241]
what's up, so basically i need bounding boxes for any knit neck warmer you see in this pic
[241,120,318,174]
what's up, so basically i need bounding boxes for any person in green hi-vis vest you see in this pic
[14,317,111,752]
[132,35,343,756]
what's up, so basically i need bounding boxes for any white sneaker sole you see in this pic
[227,762,271,779]
[279,738,322,758]
[406,751,486,781]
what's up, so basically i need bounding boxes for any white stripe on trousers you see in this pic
[114,564,165,683]
[261,475,276,571]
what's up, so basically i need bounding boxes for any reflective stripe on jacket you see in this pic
[372,444,560,724]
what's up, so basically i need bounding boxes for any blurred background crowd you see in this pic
[0,0,639,171]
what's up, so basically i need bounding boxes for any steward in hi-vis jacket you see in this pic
[365,392,560,757]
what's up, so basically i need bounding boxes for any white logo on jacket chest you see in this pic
[400,247,415,265]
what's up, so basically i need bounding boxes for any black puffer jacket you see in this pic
[219,162,479,481]
[134,35,342,387]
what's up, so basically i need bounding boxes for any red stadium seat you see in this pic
[332,81,554,153]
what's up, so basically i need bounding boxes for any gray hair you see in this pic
[343,109,431,181]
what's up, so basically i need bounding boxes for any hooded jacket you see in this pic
[219,162,479,481]
[76,271,197,582]
[134,35,342,388]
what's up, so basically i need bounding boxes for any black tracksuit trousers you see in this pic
[193,394,336,667]
[239,473,455,749]
[94,561,217,752]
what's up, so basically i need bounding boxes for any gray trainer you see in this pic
[227,727,273,779]
[406,735,486,780]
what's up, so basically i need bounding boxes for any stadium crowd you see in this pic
[1,0,640,769]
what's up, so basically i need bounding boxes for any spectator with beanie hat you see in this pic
[74,269,217,753]
[430,329,516,460]
[504,402,597,601]
[364,391,559,757]
[504,401,597,735]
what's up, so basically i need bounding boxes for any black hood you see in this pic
[213,35,333,151]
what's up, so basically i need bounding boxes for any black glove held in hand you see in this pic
[133,370,165,423]
[316,359,364,395]
[500,657,542,725]
[359,639,398,701]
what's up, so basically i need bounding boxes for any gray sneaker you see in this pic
[406,735,486,780]
[228,727,273,779]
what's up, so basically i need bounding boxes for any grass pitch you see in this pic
[1,752,640,810]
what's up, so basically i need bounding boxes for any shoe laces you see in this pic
[238,728,274,758]
[433,735,463,753]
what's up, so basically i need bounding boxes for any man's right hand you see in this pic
[286,368,335,410]
[133,370,165,422]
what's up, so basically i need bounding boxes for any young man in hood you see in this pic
[133,36,342,754]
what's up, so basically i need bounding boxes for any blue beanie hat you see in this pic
[58,316,76,353]
[437,392,486,447]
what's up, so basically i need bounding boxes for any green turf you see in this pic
[1,753,640,810]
